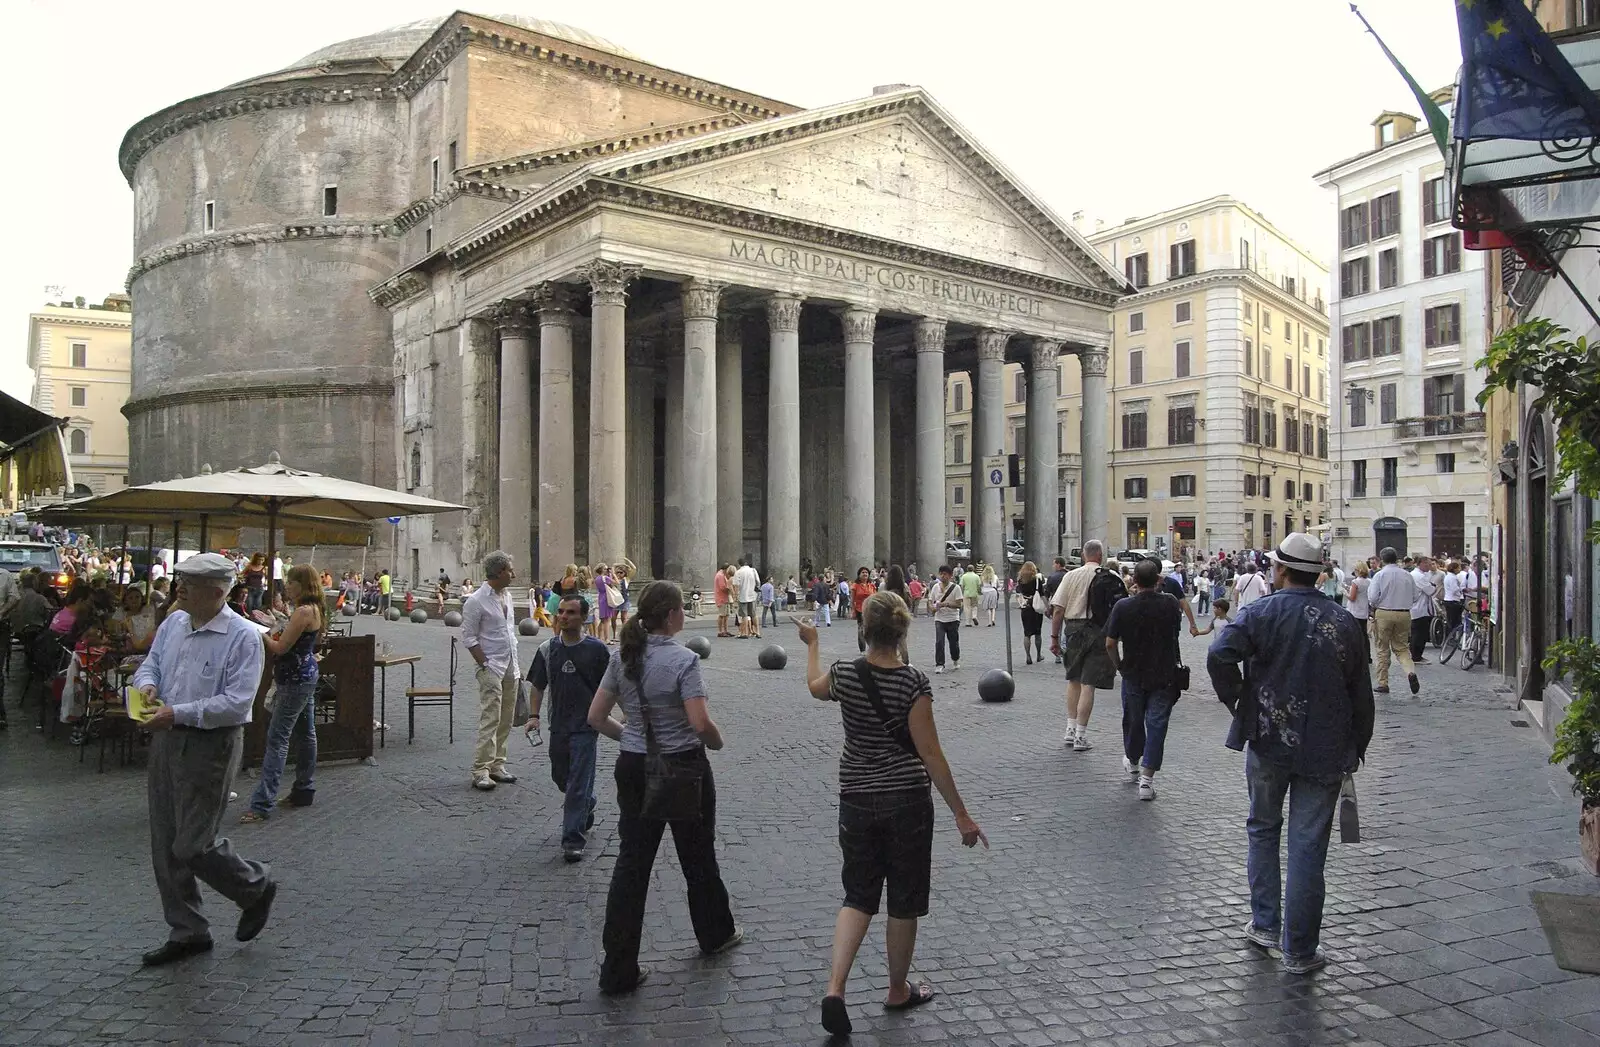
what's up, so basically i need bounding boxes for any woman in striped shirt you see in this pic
[798,591,987,1038]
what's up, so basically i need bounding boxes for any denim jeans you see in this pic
[1121,680,1177,772]
[1245,746,1342,960]
[558,730,598,850]
[249,679,317,816]
[761,602,779,627]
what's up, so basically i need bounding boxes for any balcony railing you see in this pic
[1395,411,1487,439]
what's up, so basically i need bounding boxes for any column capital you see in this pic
[1029,338,1064,371]
[1080,345,1109,377]
[913,317,947,354]
[530,282,577,325]
[765,292,803,333]
[578,259,640,306]
[838,305,878,345]
[489,301,533,334]
[680,278,725,321]
[976,328,1011,362]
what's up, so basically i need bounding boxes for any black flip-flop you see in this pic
[884,983,936,1011]
[821,995,851,1036]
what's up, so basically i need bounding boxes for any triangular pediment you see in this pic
[593,90,1126,294]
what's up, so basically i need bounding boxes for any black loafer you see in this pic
[600,966,649,995]
[236,879,277,942]
[141,938,213,966]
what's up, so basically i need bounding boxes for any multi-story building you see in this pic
[1315,97,1491,567]
[940,196,1330,561]
[27,294,132,497]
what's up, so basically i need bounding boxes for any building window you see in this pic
[1319,483,1326,502]
[69,342,87,368]
[1129,310,1144,333]
[1284,408,1300,452]
[1437,453,1457,473]
[1342,322,1371,362]
[1240,238,1252,269]
[69,386,86,407]
[1317,337,1325,357]
[1175,301,1192,323]
[1340,201,1370,248]
[1244,337,1253,376]
[1168,403,1196,445]
[1422,233,1462,277]
[1244,400,1261,444]
[1013,423,1027,455]
[409,444,422,488]
[448,140,458,172]
[1317,418,1328,458]
[952,431,966,465]
[1424,372,1467,417]
[1175,341,1191,378]
[1121,408,1149,449]
[953,484,964,506]
[1012,370,1025,404]
[1350,390,1367,427]
[68,428,86,455]
[1380,382,1397,424]
[1129,349,1144,385]
[1284,276,1298,297]
[1378,248,1399,289]
[1352,459,1368,497]
[1124,477,1148,499]
[1245,474,1258,497]
[1318,372,1327,403]
[1382,457,1399,496]
[203,200,215,233]
[1244,302,1254,321]
[1302,482,1313,502]
[1424,303,1460,348]
[1171,474,1196,498]
[322,185,338,216]
[1262,308,1273,331]
[1284,357,1293,391]
[1339,257,1370,297]
[431,157,441,193]
[1369,191,1400,239]
[1169,239,1196,278]
[1057,421,1064,454]
[1303,419,1314,454]
[1283,319,1291,340]
[1262,350,1272,383]
[1125,253,1149,288]
[952,381,964,412]
[424,226,433,253]
[1284,479,1295,501]
[1303,364,1311,395]
[1423,176,1450,224]
[1263,402,1278,448]
[1372,315,1401,358]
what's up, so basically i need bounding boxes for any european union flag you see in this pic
[1455,0,1600,141]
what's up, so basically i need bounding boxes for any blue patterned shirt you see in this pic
[1206,587,1374,777]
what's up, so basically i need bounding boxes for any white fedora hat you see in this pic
[1267,532,1324,572]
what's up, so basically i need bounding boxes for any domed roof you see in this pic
[288,13,637,68]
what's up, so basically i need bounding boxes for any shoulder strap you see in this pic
[852,657,919,758]
[627,650,661,756]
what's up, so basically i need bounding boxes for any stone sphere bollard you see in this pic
[685,635,712,659]
[978,669,1015,703]
[518,618,539,636]
[443,611,463,627]
[342,602,357,617]
[409,608,429,624]
[757,644,788,670]
[385,607,402,622]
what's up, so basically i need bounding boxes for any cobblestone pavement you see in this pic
[2,608,1598,1046]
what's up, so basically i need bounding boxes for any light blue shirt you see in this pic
[131,606,265,729]
[599,635,707,754]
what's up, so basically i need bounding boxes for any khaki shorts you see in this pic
[1063,619,1115,689]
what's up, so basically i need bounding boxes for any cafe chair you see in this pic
[406,635,456,744]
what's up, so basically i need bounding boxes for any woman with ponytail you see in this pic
[586,581,740,993]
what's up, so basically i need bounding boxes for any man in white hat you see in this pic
[1207,532,1373,976]
[132,552,276,966]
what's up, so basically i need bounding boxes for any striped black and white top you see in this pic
[827,660,931,795]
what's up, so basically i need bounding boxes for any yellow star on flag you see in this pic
[1485,17,1509,39]
[1457,0,1475,8]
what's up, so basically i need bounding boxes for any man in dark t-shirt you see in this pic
[1104,559,1183,802]
[527,595,611,862]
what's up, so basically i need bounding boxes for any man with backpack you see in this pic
[1048,539,1125,751]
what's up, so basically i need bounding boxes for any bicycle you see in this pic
[1440,604,1487,670]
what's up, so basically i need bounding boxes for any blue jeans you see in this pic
[559,730,599,850]
[1245,746,1342,959]
[250,679,317,816]
[1121,680,1177,772]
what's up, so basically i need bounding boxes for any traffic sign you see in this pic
[983,454,1008,488]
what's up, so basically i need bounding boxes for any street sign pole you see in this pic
[981,453,1014,676]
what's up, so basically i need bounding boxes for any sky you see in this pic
[0,0,1467,403]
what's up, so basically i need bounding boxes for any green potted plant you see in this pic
[1544,641,1600,874]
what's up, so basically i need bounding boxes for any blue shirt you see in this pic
[132,606,265,729]
[1206,588,1374,778]
[760,581,775,606]
[599,634,707,754]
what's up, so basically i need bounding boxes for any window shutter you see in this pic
[1446,235,1460,273]
[1453,373,1466,414]
[1423,378,1438,417]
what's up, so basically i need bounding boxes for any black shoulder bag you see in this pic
[853,657,921,760]
[632,655,704,823]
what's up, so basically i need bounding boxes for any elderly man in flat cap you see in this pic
[132,552,277,966]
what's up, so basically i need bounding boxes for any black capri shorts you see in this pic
[838,787,935,919]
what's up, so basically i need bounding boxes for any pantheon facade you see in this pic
[120,12,1124,585]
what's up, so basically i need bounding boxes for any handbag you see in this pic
[633,661,704,822]
[1031,589,1049,615]
[1174,662,1190,692]
[513,678,531,726]
[1339,774,1361,843]
[853,657,921,759]
[605,582,624,607]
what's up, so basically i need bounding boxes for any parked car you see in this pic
[945,539,971,563]
[1005,538,1025,565]
[0,541,69,593]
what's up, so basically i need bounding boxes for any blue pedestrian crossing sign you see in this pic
[983,454,1008,489]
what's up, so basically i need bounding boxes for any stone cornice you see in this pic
[391,181,525,235]
[30,312,130,333]
[461,115,754,182]
[1118,269,1330,332]
[123,381,390,418]
[447,178,1122,309]
[370,271,428,309]
[127,222,391,289]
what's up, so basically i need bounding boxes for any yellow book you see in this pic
[124,686,161,723]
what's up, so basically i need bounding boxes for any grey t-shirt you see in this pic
[600,634,708,754]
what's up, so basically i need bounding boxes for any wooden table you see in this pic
[373,654,421,749]
[242,633,375,769]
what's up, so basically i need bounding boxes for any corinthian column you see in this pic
[680,279,722,589]
[578,260,638,565]
[874,375,891,565]
[664,349,685,580]
[624,338,656,573]
[840,306,877,572]
[716,310,744,566]
[1079,346,1110,547]
[765,293,803,584]
[531,284,576,581]
[493,303,535,570]
[1026,339,1062,564]
[975,328,1009,570]
[914,318,947,574]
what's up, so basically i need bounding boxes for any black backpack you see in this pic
[1087,568,1127,627]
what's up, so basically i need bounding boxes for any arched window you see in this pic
[68,429,86,455]
[409,444,422,488]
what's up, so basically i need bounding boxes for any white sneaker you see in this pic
[1137,776,1156,801]
[951,661,959,672]
[1121,756,1139,782]
[1063,726,1077,745]
[1073,733,1093,752]
[935,665,945,675]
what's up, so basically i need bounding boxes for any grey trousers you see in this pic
[148,727,271,943]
